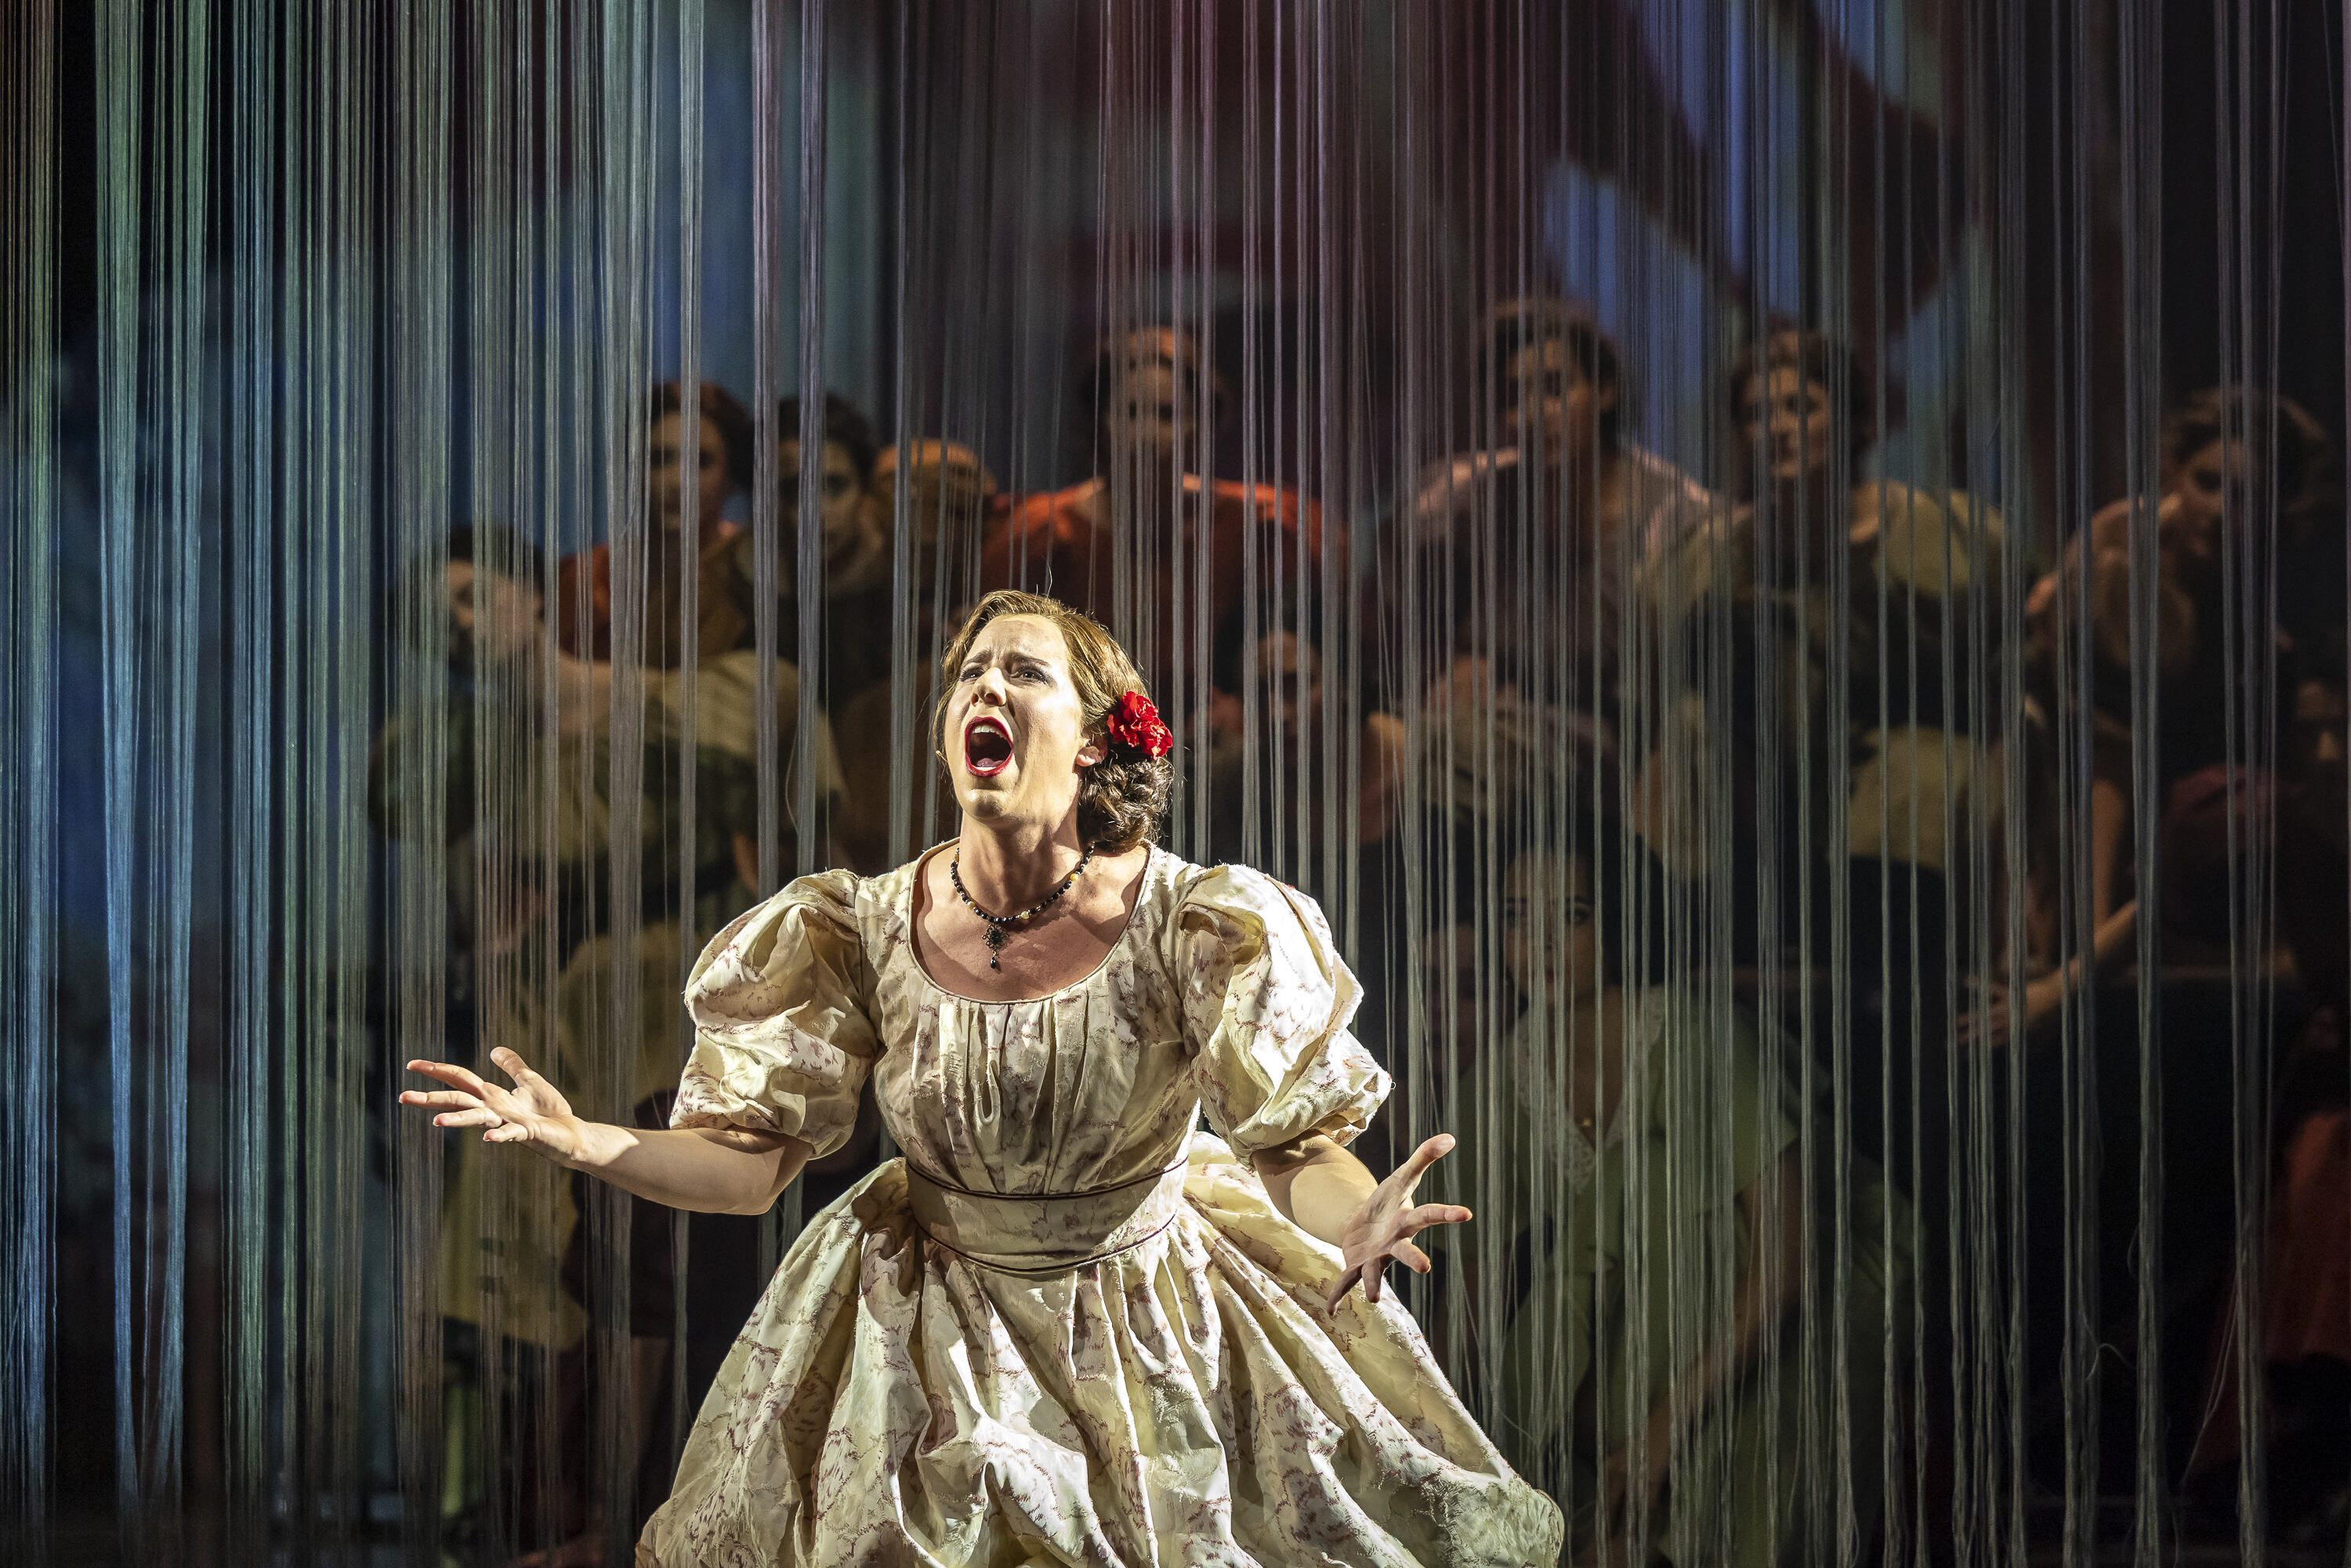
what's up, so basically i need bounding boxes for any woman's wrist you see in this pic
[1293,1157,1377,1248]
[545,1114,621,1171]
[1252,1136,1375,1247]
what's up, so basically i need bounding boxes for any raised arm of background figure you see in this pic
[2078,494,2204,682]
[1958,898,2140,1051]
[549,649,618,740]
[400,1046,810,1216]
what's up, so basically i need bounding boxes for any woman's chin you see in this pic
[955,781,1014,820]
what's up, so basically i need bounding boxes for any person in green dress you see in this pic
[1446,805,1914,1566]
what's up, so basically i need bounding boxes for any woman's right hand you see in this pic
[401,1046,585,1164]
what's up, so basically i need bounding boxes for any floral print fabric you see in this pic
[640,847,1563,1566]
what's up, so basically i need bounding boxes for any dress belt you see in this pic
[900,1156,1190,1276]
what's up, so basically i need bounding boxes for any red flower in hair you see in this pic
[1104,691,1173,759]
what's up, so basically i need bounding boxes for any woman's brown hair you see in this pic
[933,590,1174,853]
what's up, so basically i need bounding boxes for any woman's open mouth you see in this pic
[963,716,1014,777]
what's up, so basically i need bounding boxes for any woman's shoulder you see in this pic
[1635,987,1770,1063]
[711,867,870,948]
[1155,854,1349,969]
[765,864,869,908]
[1632,988,1803,1136]
[1164,853,1305,918]
[684,867,875,1009]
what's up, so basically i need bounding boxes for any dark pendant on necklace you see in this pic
[952,847,1093,974]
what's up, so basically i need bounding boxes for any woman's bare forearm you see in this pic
[1254,1135,1376,1247]
[557,1119,812,1215]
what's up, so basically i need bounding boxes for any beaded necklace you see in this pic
[948,847,1094,970]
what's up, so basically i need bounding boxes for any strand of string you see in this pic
[669,0,708,1475]
[389,0,457,1555]
[1,2,60,1558]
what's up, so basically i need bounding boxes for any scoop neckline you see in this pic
[903,840,1157,1005]
[1517,989,1659,1150]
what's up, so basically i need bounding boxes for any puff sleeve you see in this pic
[1171,864,1391,1157]
[669,870,878,1158]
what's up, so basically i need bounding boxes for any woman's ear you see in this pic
[1075,735,1107,770]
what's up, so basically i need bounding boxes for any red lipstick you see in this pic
[963,715,1013,777]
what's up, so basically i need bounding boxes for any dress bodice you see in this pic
[857,846,1203,1197]
[671,844,1390,1193]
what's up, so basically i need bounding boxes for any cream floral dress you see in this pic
[634,845,1563,1567]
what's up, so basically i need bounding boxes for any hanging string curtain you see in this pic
[2,1,2344,1562]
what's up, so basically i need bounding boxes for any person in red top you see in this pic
[981,326,1339,699]
[556,379,756,667]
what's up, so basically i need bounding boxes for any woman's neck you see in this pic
[1567,987,1628,1054]
[1560,986,1632,1135]
[954,815,1093,909]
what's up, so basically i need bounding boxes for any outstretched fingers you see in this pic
[405,1058,489,1095]
[1389,1240,1434,1276]
[1324,1263,1366,1315]
[1401,1202,1473,1236]
[1392,1132,1458,1196]
[487,1045,548,1088]
[1326,1256,1395,1312]
[400,1088,484,1111]
[402,1062,527,1136]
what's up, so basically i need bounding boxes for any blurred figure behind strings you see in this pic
[983,325,1339,702]
[1201,605,1410,1138]
[375,523,674,1559]
[372,524,605,1385]
[2183,753,2351,1543]
[1387,304,1717,1054]
[1440,803,1910,1566]
[1393,298,1715,744]
[1201,603,1406,889]
[1634,331,2001,1544]
[558,380,757,666]
[381,502,847,1560]
[1374,306,1707,1173]
[730,392,1001,872]
[729,393,889,710]
[824,437,1002,873]
[1640,327,2005,984]
[2023,386,2338,940]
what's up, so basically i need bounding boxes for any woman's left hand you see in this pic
[1326,1133,1471,1312]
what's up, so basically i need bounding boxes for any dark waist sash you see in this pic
[900,1156,1190,1276]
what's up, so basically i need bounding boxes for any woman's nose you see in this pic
[975,669,1009,703]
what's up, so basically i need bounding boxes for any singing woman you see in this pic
[402,588,1563,1566]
